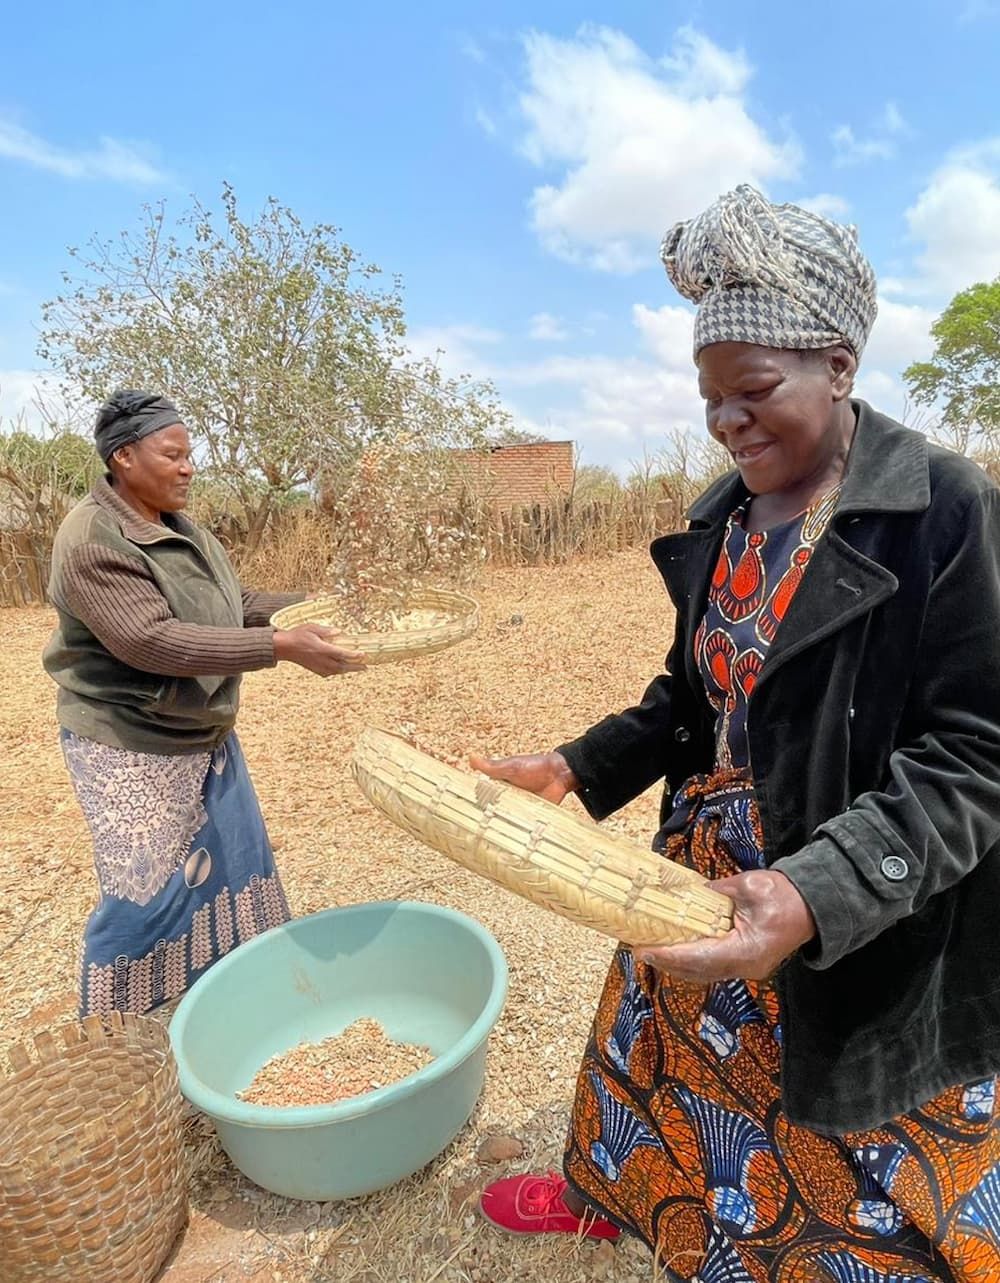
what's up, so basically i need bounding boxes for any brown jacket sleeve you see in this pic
[60,543,277,677]
[241,588,306,628]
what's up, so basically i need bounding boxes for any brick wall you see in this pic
[449,441,575,509]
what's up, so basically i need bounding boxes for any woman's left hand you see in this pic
[636,869,816,984]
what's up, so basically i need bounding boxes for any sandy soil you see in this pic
[0,549,681,1283]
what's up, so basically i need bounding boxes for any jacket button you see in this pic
[674,726,691,743]
[880,855,909,882]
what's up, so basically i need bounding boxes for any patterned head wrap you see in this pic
[94,390,183,463]
[661,185,878,360]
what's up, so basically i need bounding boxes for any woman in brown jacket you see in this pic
[44,390,363,1018]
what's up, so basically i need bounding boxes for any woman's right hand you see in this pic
[468,750,579,804]
[273,624,366,676]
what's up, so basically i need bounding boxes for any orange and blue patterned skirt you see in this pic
[564,770,1000,1282]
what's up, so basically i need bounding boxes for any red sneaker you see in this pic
[479,1171,620,1239]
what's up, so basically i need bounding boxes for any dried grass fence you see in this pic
[481,495,682,566]
[0,491,686,607]
[0,530,51,606]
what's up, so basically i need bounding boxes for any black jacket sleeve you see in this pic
[775,486,1000,967]
[556,632,683,821]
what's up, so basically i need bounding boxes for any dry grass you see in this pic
[236,508,337,594]
[0,548,682,1283]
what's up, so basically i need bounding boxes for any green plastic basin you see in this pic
[169,901,508,1200]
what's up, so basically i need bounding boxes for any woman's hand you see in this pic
[468,750,579,804]
[636,869,816,983]
[273,624,366,676]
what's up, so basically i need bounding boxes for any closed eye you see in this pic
[700,386,777,407]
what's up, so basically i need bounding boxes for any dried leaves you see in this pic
[322,441,491,626]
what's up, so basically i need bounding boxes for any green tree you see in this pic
[488,426,549,446]
[572,463,622,503]
[40,185,507,553]
[904,278,1000,447]
[0,428,97,499]
[0,424,99,554]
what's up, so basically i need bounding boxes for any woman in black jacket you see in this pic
[477,187,1000,1281]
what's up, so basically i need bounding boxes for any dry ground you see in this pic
[0,549,683,1283]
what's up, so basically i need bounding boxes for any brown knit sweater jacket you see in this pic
[43,479,303,753]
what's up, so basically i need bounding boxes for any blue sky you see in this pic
[1,0,998,469]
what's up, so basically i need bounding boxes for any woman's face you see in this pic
[696,342,856,496]
[113,423,195,513]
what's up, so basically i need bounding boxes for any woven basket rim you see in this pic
[351,726,734,946]
[0,1014,177,1177]
[271,585,478,628]
[269,587,480,663]
[0,1012,188,1283]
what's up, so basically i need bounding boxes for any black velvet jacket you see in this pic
[559,401,1000,1133]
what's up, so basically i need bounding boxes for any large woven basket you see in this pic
[270,587,479,665]
[0,1013,189,1283]
[352,727,734,947]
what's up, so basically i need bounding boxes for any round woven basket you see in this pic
[0,1013,189,1283]
[352,727,734,947]
[270,587,479,666]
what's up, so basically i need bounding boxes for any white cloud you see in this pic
[853,371,941,435]
[516,25,799,273]
[854,297,937,425]
[0,369,68,428]
[459,35,487,64]
[631,302,695,364]
[863,297,936,374]
[501,351,702,450]
[0,117,166,184]
[491,294,938,470]
[403,324,503,381]
[402,286,936,474]
[876,275,914,299]
[881,102,908,136]
[832,101,909,168]
[408,293,929,470]
[474,106,498,137]
[905,138,1000,296]
[492,303,703,466]
[854,370,911,423]
[831,126,894,167]
[795,193,850,218]
[659,25,751,96]
[402,303,704,468]
[528,311,568,341]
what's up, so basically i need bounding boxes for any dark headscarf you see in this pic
[94,389,183,463]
